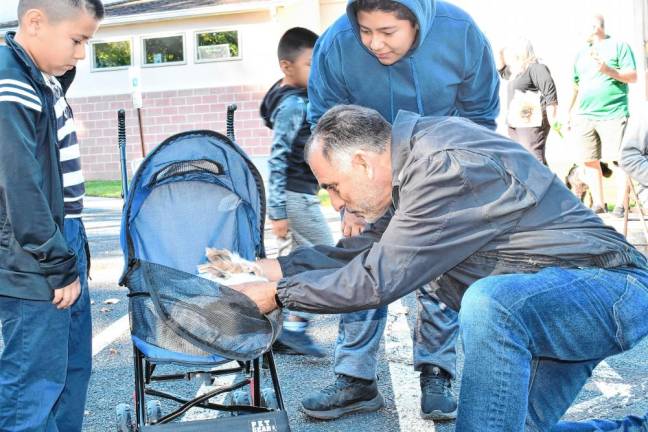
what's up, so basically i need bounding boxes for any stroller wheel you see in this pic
[115,403,134,432]
[261,387,279,409]
[146,400,162,424]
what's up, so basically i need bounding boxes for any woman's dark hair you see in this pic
[353,0,417,27]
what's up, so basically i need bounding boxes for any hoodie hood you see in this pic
[260,79,307,129]
[346,0,436,54]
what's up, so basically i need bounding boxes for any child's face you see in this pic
[24,9,99,76]
[284,48,313,89]
[357,10,418,65]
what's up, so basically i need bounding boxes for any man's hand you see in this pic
[230,281,279,314]
[257,258,283,282]
[52,277,80,309]
[342,211,366,237]
[271,219,289,239]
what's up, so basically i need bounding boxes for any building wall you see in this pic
[71,84,271,179]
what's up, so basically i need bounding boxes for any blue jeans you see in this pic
[0,218,92,432]
[457,266,648,432]
[334,286,459,380]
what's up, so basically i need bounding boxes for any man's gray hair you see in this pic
[306,105,391,165]
[18,0,105,22]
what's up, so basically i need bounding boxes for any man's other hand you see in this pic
[257,259,283,282]
[230,281,279,314]
[53,277,81,309]
[342,211,366,237]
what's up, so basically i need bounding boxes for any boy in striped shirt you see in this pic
[0,1,103,431]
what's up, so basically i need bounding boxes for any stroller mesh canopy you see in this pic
[121,131,277,361]
[129,260,280,361]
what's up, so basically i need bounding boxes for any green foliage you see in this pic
[93,41,131,69]
[144,36,184,64]
[197,31,239,58]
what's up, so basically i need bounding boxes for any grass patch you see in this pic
[318,189,331,207]
[85,180,122,198]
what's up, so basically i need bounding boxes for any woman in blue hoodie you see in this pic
[300,0,500,422]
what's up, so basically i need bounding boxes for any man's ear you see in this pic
[279,59,293,76]
[351,150,373,179]
[21,9,46,36]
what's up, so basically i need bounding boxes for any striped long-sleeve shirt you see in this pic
[43,73,84,217]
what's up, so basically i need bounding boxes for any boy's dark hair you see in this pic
[277,27,318,62]
[353,0,417,27]
[18,0,105,22]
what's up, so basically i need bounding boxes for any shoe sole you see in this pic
[420,408,457,421]
[301,393,385,420]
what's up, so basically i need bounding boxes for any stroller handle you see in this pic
[118,109,129,198]
[226,104,237,142]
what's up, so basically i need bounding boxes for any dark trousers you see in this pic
[508,117,551,165]
[0,218,92,432]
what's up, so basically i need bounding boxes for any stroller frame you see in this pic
[116,106,290,431]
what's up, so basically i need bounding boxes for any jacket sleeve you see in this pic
[267,96,306,220]
[620,115,648,186]
[276,150,537,313]
[529,64,558,106]
[0,69,78,290]
[307,38,353,128]
[455,25,500,131]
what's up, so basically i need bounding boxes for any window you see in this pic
[142,34,185,66]
[195,30,240,62]
[92,40,132,70]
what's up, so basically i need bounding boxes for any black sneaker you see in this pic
[420,366,457,420]
[301,374,385,420]
[275,329,325,358]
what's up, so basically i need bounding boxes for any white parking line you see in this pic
[92,314,130,357]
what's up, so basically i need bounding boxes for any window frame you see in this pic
[140,32,187,68]
[193,28,242,64]
[90,37,134,72]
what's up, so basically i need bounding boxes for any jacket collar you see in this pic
[5,32,47,87]
[390,110,420,189]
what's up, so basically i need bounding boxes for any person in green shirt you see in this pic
[568,14,636,216]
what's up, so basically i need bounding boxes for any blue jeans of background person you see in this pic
[0,218,92,432]
[457,266,648,432]
[334,286,459,380]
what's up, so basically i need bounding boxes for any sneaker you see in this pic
[420,366,457,420]
[301,374,385,420]
[275,329,325,358]
[612,206,625,218]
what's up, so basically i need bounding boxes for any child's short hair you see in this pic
[277,27,318,62]
[353,0,417,27]
[18,0,105,22]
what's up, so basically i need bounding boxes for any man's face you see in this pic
[30,10,99,76]
[356,9,418,65]
[308,141,393,223]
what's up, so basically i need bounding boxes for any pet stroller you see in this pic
[115,107,290,431]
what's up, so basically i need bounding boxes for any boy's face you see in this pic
[357,10,418,65]
[281,48,312,88]
[20,8,99,76]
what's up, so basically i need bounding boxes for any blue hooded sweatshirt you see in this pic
[307,0,500,129]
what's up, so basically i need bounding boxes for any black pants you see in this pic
[508,117,550,165]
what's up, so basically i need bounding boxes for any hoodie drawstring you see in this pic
[409,57,424,115]
[388,68,395,122]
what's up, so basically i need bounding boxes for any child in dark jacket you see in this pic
[0,1,103,430]
[260,27,332,357]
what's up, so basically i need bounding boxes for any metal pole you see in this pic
[136,107,146,158]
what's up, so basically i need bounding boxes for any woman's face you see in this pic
[357,9,418,65]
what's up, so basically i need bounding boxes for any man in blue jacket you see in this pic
[303,0,500,420]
